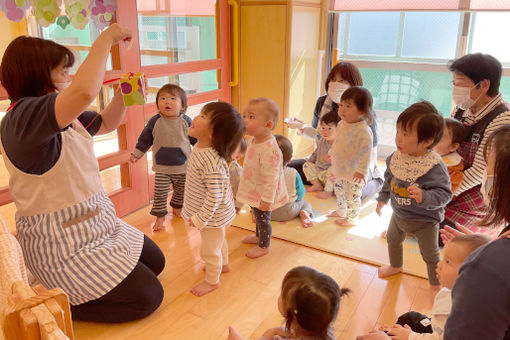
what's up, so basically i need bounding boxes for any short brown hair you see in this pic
[325,61,363,91]
[450,234,491,255]
[397,101,444,149]
[202,102,245,161]
[249,97,279,129]
[341,86,373,125]
[274,134,293,165]
[444,117,465,145]
[1,36,74,102]
[156,83,187,115]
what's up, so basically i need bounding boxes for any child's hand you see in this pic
[376,201,386,216]
[352,172,366,184]
[186,218,194,228]
[259,327,293,340]
[325,154,332,163]
[387,324,411,340]
[328,172,336,184]
[407,185,423,204]
[130,154,139,163]
[259,201,271,211]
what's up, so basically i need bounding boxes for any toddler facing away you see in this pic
[228,266,350,340]
[272,134,313,228]
[237,98,288,259]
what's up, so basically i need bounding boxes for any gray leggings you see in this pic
[271,200,312,221]
[386,213,440,285]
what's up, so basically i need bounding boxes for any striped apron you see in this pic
[1,119,143,305]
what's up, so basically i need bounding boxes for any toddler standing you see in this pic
[182,102,244,296]
[376,101,453,286]
[237,98,288,259]
[131,84,196,231]
[272,134,313,228]
[432,117,465,195]
[327,86,374,226]
[303,110,340,199]
[229,138,247,214]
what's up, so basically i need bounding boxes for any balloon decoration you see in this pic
[30,0,62,27]
[89,0,116,30]
[0,0,30,22]
[1,0,116,30]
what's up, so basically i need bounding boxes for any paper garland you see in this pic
[64,0,89,29]
[0,0,30,22]
[30,0,62,27]
[89,0,115,30]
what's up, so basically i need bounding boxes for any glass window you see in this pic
[146,71,219,103]
[468,12,510,65]
[347,12,400,57]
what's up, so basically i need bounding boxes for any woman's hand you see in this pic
[387,324,411,340]
[104,23,132,45]
[356,330,392,340]
[440,223,473,244]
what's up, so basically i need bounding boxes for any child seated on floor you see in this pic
[376,101,453,288]
[385,234,490,340]
[228,266,350,340]
[303,110,340,199]
[432,117,465,196]
[272,134,313,228]
[326,86,374,227]
[229,138,247,214]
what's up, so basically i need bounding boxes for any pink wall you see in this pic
[137,0,215,16]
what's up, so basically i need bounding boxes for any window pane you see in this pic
[347,12,400,57]
[100,164,123,194]
[137,3,217,66]
[501,76,510,101]
[401,12,460,59]
[469,12,510,64]
[146,71,219,103]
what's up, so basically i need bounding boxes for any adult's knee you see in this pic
[130,278,164,320]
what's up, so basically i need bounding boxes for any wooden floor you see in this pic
[72,205,435,340]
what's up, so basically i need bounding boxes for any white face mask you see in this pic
[480,171,494,206]
[452,83,479,110]
[54,81,72,92]
[327,82,349,104]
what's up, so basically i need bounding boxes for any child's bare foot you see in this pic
[326,210,340,217]
[306,183,323,192]
[380,230,387,239]
[316,191,333,199]
[333,218,350,226]
[190,281,220,296]
[201,263,231,273]
[242,235,259,244]
[172,208,182,218]
[152,216,165,231]
[246,246,270,258]
[378,265,402,278]
[299,210,313,228]
[228,326,246,340]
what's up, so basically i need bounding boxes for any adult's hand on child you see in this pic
[376,201,386,216]
[356,331,392,340]
[387,324,411,340]
[353,172,366,184]
[259,201,271,211]
[440,223,473,244]
[130,154,139,163]
[407,185,423,204]
[104,23,132,45]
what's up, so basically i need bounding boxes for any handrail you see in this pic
[228,0,239,87]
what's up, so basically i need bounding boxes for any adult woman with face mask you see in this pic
[440,53,510,243]
[0,24,165,322]
[287,62,383,201]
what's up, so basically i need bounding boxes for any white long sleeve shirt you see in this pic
[409,288,451,340]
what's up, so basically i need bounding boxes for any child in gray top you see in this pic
[130,84,196,231]
[376,101,452,286]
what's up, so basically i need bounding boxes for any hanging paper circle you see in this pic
[65,0,90,30]
[30,0,62,27]
[89,0,116,30]
[57,15,70,29]
[0,0,30,22]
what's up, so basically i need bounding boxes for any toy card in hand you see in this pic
[120,72,146,106]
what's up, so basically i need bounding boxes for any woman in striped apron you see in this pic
[0,24,165,322]
[440,53,510,244]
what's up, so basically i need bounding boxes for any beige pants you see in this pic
[303,162,334,192]
[200,227,228,284]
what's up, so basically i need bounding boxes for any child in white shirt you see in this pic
[182,102,244,296]
[237,98,288,259]
[327,86,374,226]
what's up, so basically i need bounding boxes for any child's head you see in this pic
[189,102,244,161]
[278,266,350,338]
[481,125,510,227]
[231,138,247,162]
[338,86,373,125]
[242,98,279,137]
[395,101,444,156]
[1,36,75,101]
[433,117,465,156]
[274,134,293,166]
[436,234,490,289]
[319,111,340,143]
[155,83,187,118]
